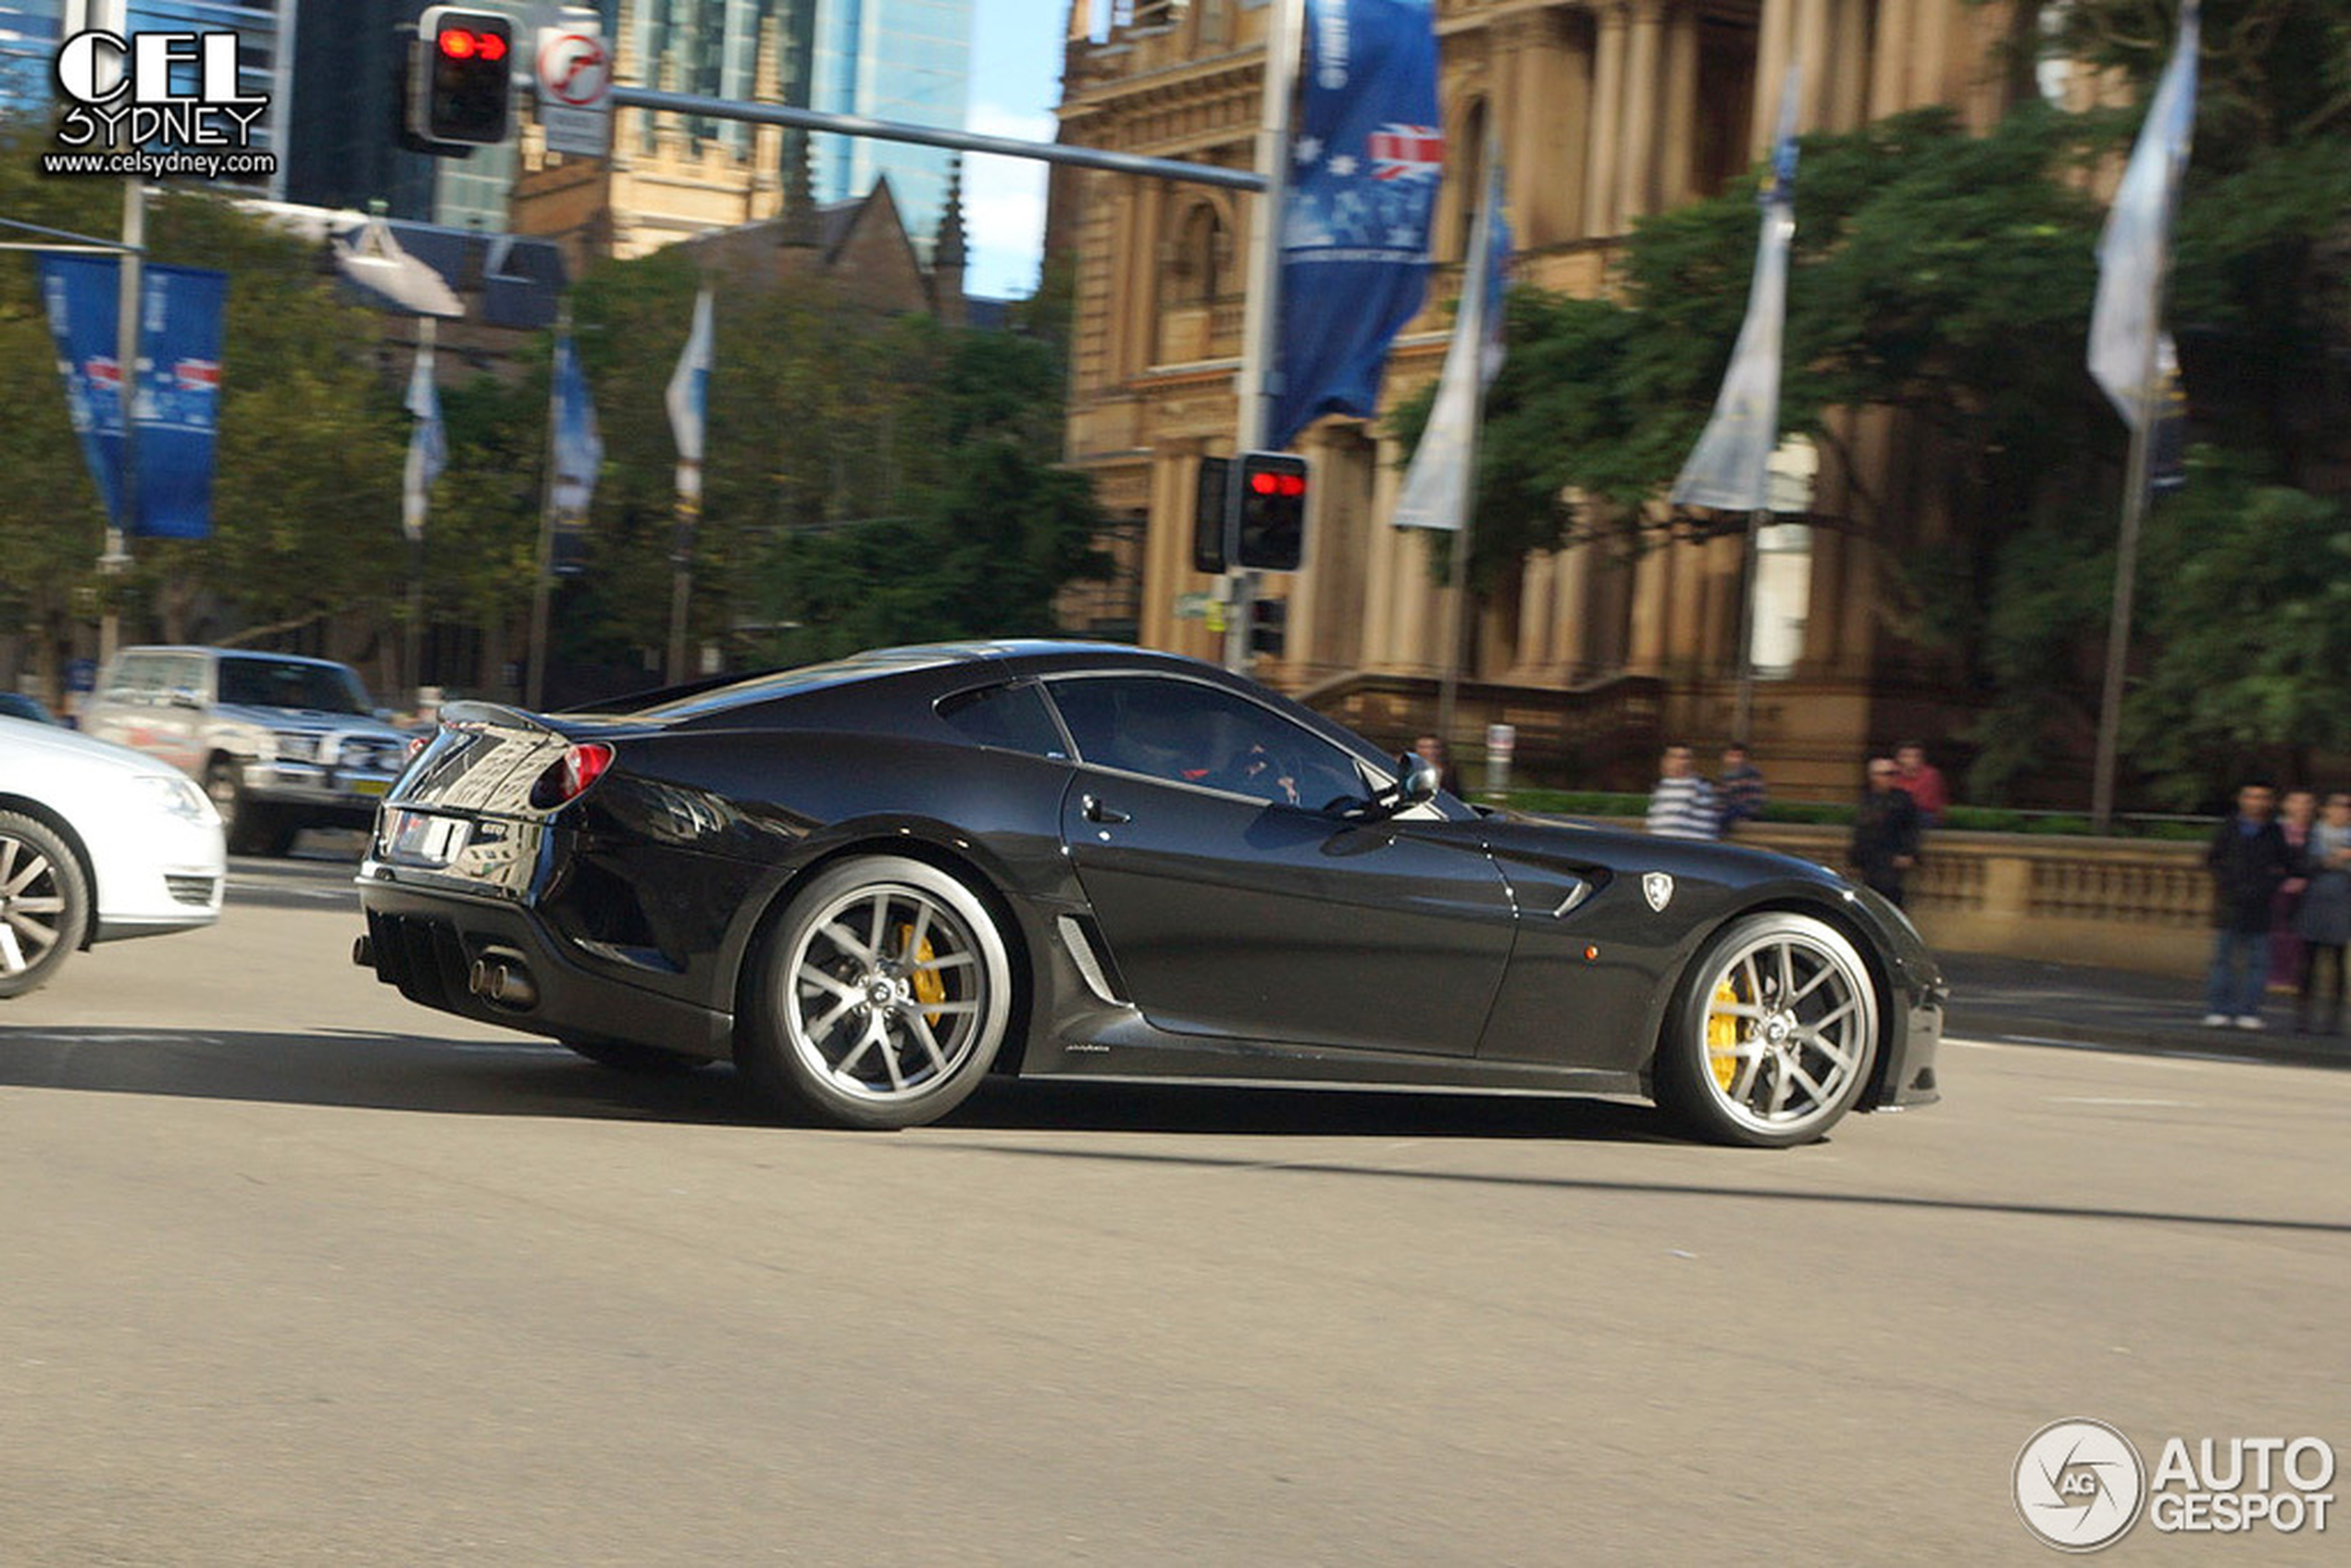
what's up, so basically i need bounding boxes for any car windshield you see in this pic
[218,657,371,716]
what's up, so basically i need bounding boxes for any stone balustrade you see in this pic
[1581,820,2218,977]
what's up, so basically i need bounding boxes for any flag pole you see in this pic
[405,314,435,709]
[1434,140,1500,771]
[1732,503,1765,745]
[667,478,698,684]
[1226,0,1303,674]
[526,300,568,712]
[2089,290,2166,838]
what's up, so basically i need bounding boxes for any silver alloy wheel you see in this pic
[0,832,70,980]
[1696,919,1879,1138]
[781,880,991,1102]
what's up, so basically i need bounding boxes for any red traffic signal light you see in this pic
[409,6,513,148]
[437,27,507,63]
[1231,451,1309,571]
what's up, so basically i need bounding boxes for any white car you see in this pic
[0,715,226,999]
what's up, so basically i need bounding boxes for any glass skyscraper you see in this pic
[811,0,968,251]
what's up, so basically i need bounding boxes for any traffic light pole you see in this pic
[1225,0,1303,675]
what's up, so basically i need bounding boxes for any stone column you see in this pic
[1555,539,1592,677]
[1793,0,1832,129]
[1869,0,1913,117]
[1363,437,1403,666]
[1828,0,1871,130]
[1618,0,1666,225]
[1912,0,1955,110]
[1661,1,1700,206]
[1518,553,1558,678]
[1752,0,1796,156]
[1628,526,1669,673]
[1585,3,1629,238]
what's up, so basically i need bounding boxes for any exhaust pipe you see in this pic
[352,933,374,968]
[466,954,539,1010]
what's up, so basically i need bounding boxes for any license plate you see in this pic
[350,777,392,797]
[385,809,468,866]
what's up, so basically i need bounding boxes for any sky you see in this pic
[960,0,1070,298]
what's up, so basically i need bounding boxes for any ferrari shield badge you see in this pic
[1642,872,1674,913]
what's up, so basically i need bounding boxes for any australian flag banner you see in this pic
[1271,0,1440,450]
[39,255,228,540]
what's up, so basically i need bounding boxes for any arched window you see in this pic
[1155,200,1228,363]
[1447,100,1488,263]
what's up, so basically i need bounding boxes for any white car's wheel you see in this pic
[1655,911,1881,1148]
[0,812,90,1001]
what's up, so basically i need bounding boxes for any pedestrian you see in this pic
[2269,787,2316,992]
[1849,757,1923,905]
[1645,743,1719,840]
[2294,791,2351,1036]
[1412,733,1449,794]
[2201,781,2298,1030]
[1894,741,1949,828]
[1716,742,1768,837]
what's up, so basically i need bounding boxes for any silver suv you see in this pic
[81,647,413,856]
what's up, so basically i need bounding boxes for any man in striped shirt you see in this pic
[1646,743,1720,840]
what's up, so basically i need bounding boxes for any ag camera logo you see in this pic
[2015,1419,2146,1552]
[2016,1419,2338,1550]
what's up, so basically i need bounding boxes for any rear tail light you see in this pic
[531,741,615,808]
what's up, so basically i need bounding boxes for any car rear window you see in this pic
[936,683,1067,759]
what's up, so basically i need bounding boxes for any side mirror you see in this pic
[1397,751,1439,804]
[1364,752,1440,818]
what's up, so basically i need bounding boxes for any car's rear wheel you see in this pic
[740,855,1013,1129]
[562,1036,711,1074]
[1654,911,1880,1148]
[0,812,90,1001]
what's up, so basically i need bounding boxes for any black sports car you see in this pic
[355,641,1942,1146]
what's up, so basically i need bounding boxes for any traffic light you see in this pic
[1248,596,1287,658]
[1231,450,1308,571]
[1191,455,1230,574]
[408,6,513,148]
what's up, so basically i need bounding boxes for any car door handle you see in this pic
[1082,794,1131,825]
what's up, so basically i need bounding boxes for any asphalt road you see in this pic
[2,853,2345,1564]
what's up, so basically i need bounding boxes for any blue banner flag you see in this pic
[550,329,603,576]
[2088,0,2198,431]
[1272,0,1440,451]
[1671,64,1799,513]
[39,255,228,540]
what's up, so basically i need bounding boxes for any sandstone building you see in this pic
[1055,0,2034,792]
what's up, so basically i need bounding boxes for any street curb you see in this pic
[1947,1013,2351,1070]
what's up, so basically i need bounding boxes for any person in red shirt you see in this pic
[1895,741,1949,826]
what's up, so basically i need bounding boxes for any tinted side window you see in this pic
[936,682,1068,758]
[1048,676,1366,810]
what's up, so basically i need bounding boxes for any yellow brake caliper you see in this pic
[1706,978,1745,1090]
[899,924,947,1026]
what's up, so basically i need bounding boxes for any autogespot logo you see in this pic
[2015,1418,2146,1552]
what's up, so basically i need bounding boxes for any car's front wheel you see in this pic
[205,759,282,856]
[740,855,1013,1129]
[1654,910,1881,1148]
[0,811,90,1001]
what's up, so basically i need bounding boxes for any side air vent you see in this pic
[1056,915,1129,1006]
